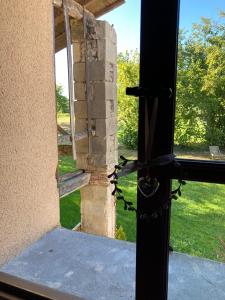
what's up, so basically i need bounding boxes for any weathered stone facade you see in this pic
[72,18,117,237]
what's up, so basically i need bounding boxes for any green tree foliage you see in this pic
[56,84,69,113]
[117,51,139,149]
[118,15,225,149]
[175,15,225,146]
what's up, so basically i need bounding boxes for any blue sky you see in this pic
[100,0,225,52]
[55,0,225,95]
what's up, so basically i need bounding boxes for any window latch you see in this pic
[126,86,173,98]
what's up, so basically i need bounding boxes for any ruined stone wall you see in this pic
[72,18,117,237]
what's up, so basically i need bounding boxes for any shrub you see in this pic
[115,225,127,241]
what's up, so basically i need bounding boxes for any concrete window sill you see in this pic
[1,228,225,300]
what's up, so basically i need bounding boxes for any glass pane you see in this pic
[174,0,225,161]
[171,180,225,262]
[169,179,225,299]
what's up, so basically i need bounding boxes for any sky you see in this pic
[55,0,225,96]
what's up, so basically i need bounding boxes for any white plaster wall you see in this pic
[0,0,59,265]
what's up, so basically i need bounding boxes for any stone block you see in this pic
[76,153,89,169]
[92,135,116,156]
[88,154,107,167]
[86,40,98,61]
[97,39,117,64]
[74,62,85,82]
[91,100,105,118]
[89,61,105,81]
[109,135,116,153]
[75,119,87,132]
[73,42,86,63]
[87,153,116,171]
[85,15,97,40]
[80,185,115,237]
[96,20,117,44]
[108,99,116,118]
[95,20,105,39]
[92,136,107,153]
[105,62,116,83]
[114,136,118,151]
[75,100,87,119]
[94,82,117,101]
[114,149,118,164]
[93,82,105,100]
[73,42,81,63]
[91,99,114,119]
[76,138,88,154]
[71,19,84,41]
[94,118,107,137]
[75,83,86,100]
[95,118,117,137]
[108,99,116,115]
[88,61,116,83]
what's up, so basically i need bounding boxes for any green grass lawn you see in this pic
[57,113,70,127]
[59,155,225,262]
[58,155,77,175]
[59,155,81,229]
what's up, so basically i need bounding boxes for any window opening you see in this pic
[63,0,77,160]
[54,1,90,231]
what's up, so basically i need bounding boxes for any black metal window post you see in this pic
[136,1,180,299]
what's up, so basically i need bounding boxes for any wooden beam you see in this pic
[57,125,70,135]
[53,0,124,19]
[80,0,95,5]
[54,13,64,27]
[55,32,66,52]
[60,170,83,181]
[58,127,88,146]
[58,126,88,140]
[64,0,83,19]
[54,0,95,53]
[59,171,90,197]
[75,0,94,5]
[53,0,92,20]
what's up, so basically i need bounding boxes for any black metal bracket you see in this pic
[117,157,225,184]
[126,86,173,98]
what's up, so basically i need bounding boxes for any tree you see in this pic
[117,14,225,149]
[175,14,225,147]
[56,84,69,113]
[117,50,139,149]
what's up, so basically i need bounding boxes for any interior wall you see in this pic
[0,0,59,266]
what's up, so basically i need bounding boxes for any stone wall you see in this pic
[72,18,117,237]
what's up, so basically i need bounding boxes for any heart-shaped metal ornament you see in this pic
[138,177,159,198]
